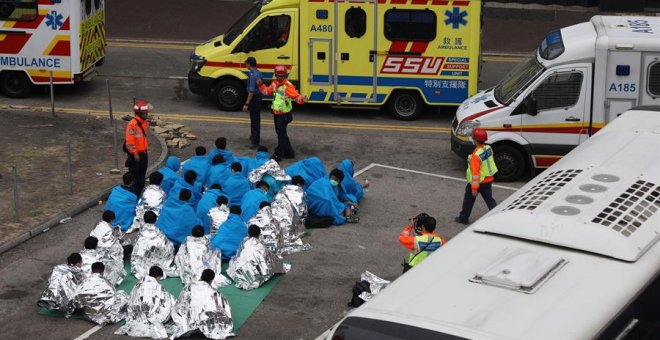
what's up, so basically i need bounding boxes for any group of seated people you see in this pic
[37,137,368,339]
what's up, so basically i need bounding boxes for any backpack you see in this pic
[347,280,371,308]
[305,213,334,229]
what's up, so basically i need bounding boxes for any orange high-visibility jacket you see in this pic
[125,116,149,155]
[259,79,303,114]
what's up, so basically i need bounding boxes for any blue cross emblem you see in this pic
[445,7,468,29]
[472,94,488,104]
[46,11,64,30]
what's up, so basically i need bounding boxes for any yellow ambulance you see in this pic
[188,0,481,120]
[0,0,105,98]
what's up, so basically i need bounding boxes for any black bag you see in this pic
[305,213,334,228]
[401,261,413,273]
[347,280,371,308]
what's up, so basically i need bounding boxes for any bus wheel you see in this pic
[214,79,245,111]
[493,144,525,182]
[388,91,423,121]
[0,72,33,98]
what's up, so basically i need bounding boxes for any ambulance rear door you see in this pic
[604,51,643,125]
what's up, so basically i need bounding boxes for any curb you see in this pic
[0,130,169,255]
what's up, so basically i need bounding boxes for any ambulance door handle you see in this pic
[277,55,290,60]
[565,116,580,122]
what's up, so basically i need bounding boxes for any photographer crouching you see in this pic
[399,213,445,273]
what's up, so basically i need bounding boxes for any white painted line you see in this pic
[73,325,103,340]
[168,76,188,80]
[353,163,520,191]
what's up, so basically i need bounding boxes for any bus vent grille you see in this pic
[592,181,660,237]
[504,169,583,211]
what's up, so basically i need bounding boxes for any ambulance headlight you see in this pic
[190,54,206,72]
[456,120,480,137]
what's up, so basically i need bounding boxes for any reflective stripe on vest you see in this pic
[271,84,293,113]
[465,145,498,183]
[408,235,442,267]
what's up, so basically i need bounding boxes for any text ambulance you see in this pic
[0,0,105,98]
[188,0,481,120]
[451,16,660,181]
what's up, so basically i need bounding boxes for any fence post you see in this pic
[11,165,20,222]
[67,140,73,194]
[49,71,55,117]
[112,118,119,170]
[107,79,114,126]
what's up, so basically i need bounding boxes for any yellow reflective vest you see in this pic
[408,234,443,267]
[465,144,498,186]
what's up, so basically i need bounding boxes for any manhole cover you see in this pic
[579,184,608,193]
[551,206,581,216]
[566,195,594,204]
[592,174,620,183]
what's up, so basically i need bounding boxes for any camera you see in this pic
[411,212,429,235]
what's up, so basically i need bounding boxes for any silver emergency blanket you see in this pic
[357,271,391,302]
[130,185,167,231]
[208,205,230,235]
[227,237,290,291]
[37,264,84,313]
[70,273,129,325]
[80,248,126,286]
[248,159,291,183]
[131,223,177,280]
[170,280,234,339]
[271,184,311,255]
[174,236,231,288]
[115,276,175,339]
[89,221,124,264]
[247,206,281,253]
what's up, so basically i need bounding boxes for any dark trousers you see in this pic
[459,182,497,221]
[273,112,294,157]
[130,151,148,194]
[249,97,262,145]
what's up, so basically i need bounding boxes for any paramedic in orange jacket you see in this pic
[125,100,152,193]
[258,65,308,160]
[399,215,445,269]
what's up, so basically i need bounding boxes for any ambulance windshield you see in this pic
[224,4,262,45]
[494,58,544,105]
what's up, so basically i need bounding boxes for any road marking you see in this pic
[73,325,103,340]
[167,76,188,80]
[354,163,520,191]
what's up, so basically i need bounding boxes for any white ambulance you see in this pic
[0,0,105,98]
[451,16,660,181]
[321,108,660,340]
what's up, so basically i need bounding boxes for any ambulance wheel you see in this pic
[493,144,525,182]
[214,79,245,111]
[388,91,423,121]
[0,71,33,98]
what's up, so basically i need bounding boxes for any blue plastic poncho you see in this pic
[210,213,247,260]
[168,177,203,210]
[307,176,346,225]
[204,163,231,188]
[156,196,201,245]
[196,189,226,233]
[105,185,138,231]
[223,172,251,206]
[240,189,268,222]
[234,156,253,177]
[182,155,209,187]
[157,157,181,194]
[261,174,281,202]
[208,148,235,165]
[337,159,365,203]
[252,151,270,170]
[285,157,327,191]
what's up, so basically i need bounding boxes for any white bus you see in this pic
[321,107,660,339]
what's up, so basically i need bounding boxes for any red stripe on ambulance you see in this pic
[0,34,32,54]
[12,14,45,29]
[409,41,429,53]
[48,40,71,56]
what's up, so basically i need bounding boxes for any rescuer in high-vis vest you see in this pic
[258,65,308,160]
[126,100,152,194]
[399,215,445,271]
[455,128,498,225]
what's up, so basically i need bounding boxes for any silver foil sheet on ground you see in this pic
[114,276,175,339]
[358,271,391,302]
[80,248,126,286]
[227,237,289,291]
[271,184,310,255]
[248,206,282,253]
[174,236,231,289]
[170,281,234,340]
[131,223,177,280]
[37,264,84,313]
[248,159,291,183]
[208,205,230,235]
[70,273,129,325]
[130,185,166,231]
[89,221,124,264]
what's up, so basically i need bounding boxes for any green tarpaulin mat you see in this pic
[38,261,282,332]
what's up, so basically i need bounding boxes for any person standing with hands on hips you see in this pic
[258,65,308,161]
[125,100,152,194]
[454,128,498,225]
[242,57,263,149]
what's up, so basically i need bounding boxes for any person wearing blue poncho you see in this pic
[337,159,368,204]
[240,181,270,221]
[307,169,359,225]
[208,137,234,166]
[261,174,281,201]
[169,170,203,210]
[204,155,231,188]
[285,157,327,191]
[210,205,247,260]
[223,162,251,206]
[156,189,201,245]
[252,146,270,170]
[196,184,226,233]
[157,156,181,194]
[182,146,209,187]
[105,172,138,231]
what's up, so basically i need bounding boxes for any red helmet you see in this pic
[133,100,153,114]
[472,128,488,142]
[274,65,287,77]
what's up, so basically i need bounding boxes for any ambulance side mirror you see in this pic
[524,96,538,116]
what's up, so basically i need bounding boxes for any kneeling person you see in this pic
[37,253,84,314]
[70,262,129,325]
